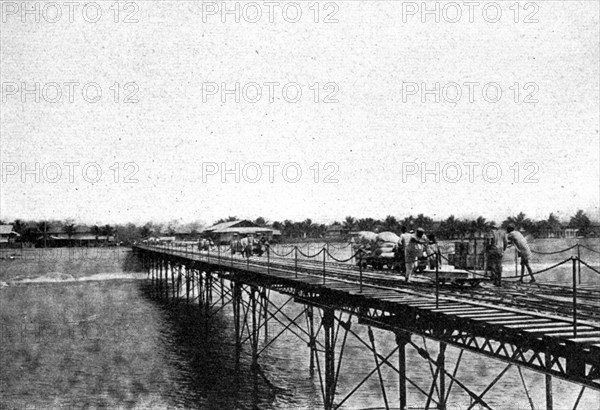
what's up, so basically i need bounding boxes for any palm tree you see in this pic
[12,219,25,235]
[302,219,314,237]
[413,214,434,232]
[91,225,102,245]
[36,221,48,247]
[382,215,399,232]
[440,215,458,239]
[283,220,294,238]
[102,225,114,244]
[343,216,356,232]
[502,212,533,232]
[356,218,377,231]
[63,223,77,247]
[470,216,493,237]
[401,215,415,231]
[570,210,591,237]
[139,225,152,239]
[547,213,561,230]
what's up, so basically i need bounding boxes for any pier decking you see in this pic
[134,244,600,409]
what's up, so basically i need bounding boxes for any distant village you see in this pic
[1,210,598,248]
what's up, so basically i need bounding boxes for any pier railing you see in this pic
[143,239,599,340]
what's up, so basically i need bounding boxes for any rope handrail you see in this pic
[579,244,600,255]
[270,247,296,258]
[325,248,358,264]
[296,247,325,258]
[502,257,574,279]
[530,245,578,255]
[578,258,600,275]
[324,242,352,250]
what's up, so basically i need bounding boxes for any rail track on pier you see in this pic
[185,246,600,324]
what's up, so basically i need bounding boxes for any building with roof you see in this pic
[40,225,115,247]
[325,223,348,239]
[203,220,280,243]
[0,225,20,248]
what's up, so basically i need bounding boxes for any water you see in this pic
[1,248,599,409]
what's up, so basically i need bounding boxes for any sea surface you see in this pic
[1,246,599,410]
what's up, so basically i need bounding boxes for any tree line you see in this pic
[267,210,596,239]
[1,209,595,246]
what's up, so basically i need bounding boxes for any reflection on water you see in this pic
[1,277,598,409]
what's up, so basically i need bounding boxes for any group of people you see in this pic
[397,226,441,282]
[198,234,271,258]
[397,224,535,285]
[235,233,270,258]
[487,225,535,285]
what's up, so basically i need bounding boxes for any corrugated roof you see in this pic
[214,227,272,234]
[44,233,114,241]
[0,225,14,235]
[203,221,240,232]
[204,220,258,232]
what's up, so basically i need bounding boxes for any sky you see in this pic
[1,1,599,226]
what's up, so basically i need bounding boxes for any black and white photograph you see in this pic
[1,1,599,409]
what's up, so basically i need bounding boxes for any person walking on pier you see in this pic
[397,226,411,274]
[506,225,535,283]
[240,234,253,258]
[427,233,441,270]
[404,228,428,282]
[487,227,507,286]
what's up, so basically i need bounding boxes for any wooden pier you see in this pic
[134,244,600,410]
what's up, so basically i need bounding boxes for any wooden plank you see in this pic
[326,284,360,290]
[430,308,491,314]
[543,330,600,337]
[483,316,535,323]
[379,298,430,304]
[406,303,460,309]
[491,319,552,326]
[504,322,579,329]
[381,297,432,303]
[520,326,594,334]
[454,311,506,318]
[404,302,447,307]
[566,337,600,343]
[429,305,475,312]
[466,314,525,321]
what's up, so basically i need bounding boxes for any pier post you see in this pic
[156,256,160,298]
[323,308,335,410]
[198,271,204,308]
[307,306,315,376]
[572,257,577,337]
[233,282,242,365]
[205,272,212,313]
[396,332,410,410]
[250,286,259,368]
[295,247,298,278]
[186,265,190,303]
[150,254,154,287]
[175,264,181,300]
[165,260,169,300]
[577,244,581,284]
[545,353,553,410]
[261,288,269,342]
[171,262,176,300]
[439,342,447,410]
[221,277,225,306]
